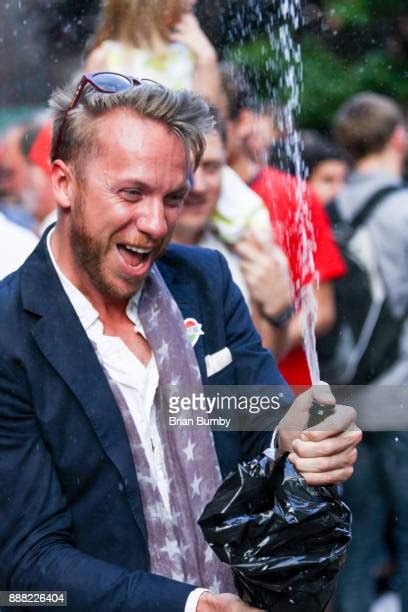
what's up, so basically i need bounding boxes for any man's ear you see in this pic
[51,160,76,211]
[390,125,407,156]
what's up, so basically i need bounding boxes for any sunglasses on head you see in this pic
[53,71,144,161]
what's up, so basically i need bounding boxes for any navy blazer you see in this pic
[0,236,289,611]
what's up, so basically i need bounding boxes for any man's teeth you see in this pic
[124,245,151,254]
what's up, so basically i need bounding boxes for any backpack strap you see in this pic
[350,184,404,230]
[326,198,342,226]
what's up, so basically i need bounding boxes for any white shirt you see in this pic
[0,212,38,280]
[39,209,57,236]
[47,230,208,611]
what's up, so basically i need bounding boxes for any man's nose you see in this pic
[136,198,168,240]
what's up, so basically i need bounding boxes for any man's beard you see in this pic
[69,199,167,302]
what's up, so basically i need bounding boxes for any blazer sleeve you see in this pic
[214,251,294,461]
[0,357,194,612]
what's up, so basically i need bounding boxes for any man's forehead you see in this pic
[95,109,180,145]
[90,110,188,170]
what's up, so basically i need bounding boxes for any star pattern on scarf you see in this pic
[171,569,185,582]
[171,510,182,524]
[135,265,228,592]
[179,542,191,557]
[156,339,170,365]
[211,576,222,593]
[186,573,197,584]
[192,363,201,377]
[170,300,180,315]
[147,304,160,325]
[138,473,156,487]
[145,503,165,522]
[130,441,143,453]
[191,473,203,497]
[183,439,196,462]
[160,537,180,560]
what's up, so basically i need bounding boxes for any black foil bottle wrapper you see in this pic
[198,402,351,611]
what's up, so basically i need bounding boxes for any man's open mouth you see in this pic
[117,244,152,268]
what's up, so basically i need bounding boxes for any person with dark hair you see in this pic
[332,92,408,612]
[19,117,57,234]
[0,123,38,229]
[0,125,28,203]
[172,120,293,359]
[301,130,349,206]
[1,117,57,235]
[220,63,346,387]
[0,73,360,611]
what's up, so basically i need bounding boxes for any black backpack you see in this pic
[317,185,405,384]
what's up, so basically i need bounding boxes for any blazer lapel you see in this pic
[156,263,207,382]
[21,238,148,543]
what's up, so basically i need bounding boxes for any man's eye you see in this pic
[165,194,185,207]
[120,189,142,200]
[205,162,223,172]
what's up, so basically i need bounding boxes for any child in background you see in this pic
[84,0,226,112]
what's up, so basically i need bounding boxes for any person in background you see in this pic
[172,116,293,359]
[0,125,27,203]
[221,64,346,388]
[0,211,37,280]
[1,118,57,235]
[301,130,349,206]
[84,0,226,113]
[332,92,408,612]
[0,124,35,229]
[19,118,57,235]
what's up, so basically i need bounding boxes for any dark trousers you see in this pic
[336,431,408,612]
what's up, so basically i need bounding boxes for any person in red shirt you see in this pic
[250,166,345,385]
[222,64,346,386]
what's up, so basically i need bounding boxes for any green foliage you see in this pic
[227,37,284,96]
[326,0,371,26]
[301,36,407,128]
[227,35,302,107]
[227,25,407,130]
[325,0,408,22]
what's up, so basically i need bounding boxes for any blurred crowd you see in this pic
[0,1,407,611]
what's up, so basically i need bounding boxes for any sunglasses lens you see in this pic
[92,72,133,93]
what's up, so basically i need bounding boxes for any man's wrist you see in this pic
[262,304,294,328]
[187,588,212,612]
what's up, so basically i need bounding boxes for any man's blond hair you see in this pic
[49,78,213,174]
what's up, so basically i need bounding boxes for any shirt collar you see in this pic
[46,228,143,333]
